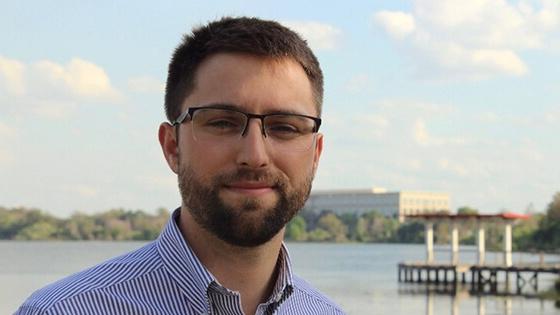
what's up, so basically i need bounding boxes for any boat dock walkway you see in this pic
[398,261,560,293]
[398,213,560,295]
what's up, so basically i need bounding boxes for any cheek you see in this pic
[180,143,233,176]
[275,154,315,183]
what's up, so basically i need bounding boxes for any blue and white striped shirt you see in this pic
[15,209,345,315]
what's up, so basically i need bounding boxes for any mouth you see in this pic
[224,181,276,197]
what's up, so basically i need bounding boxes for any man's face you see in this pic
[175,53,323,247]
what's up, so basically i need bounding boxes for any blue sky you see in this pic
[1,0,559,217]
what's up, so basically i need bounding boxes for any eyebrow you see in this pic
[195,102,311,116]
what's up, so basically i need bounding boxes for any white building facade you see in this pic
[304,188,450,221]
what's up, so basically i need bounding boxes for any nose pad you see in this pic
[236,119,271,167]
[241,117,267,138]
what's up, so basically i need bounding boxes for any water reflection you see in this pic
[401,284,552,315]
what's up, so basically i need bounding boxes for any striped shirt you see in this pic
[15,209,345,315]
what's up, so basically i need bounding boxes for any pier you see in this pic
[398,262,560,294]
[397,213,560,295]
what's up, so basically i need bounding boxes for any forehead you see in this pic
[184,53,316,115]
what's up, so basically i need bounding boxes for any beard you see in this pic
[178,164,313,247]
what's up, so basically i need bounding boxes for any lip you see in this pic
[225,181,276,196]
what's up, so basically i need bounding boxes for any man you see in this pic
[16,17,344,315]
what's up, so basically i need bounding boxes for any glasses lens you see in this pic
[189,108,318,151]
[191,108,246,142]
[264,115,317,151]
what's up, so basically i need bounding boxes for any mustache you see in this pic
[216,168,283,187]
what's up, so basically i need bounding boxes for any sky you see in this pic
[1,0,559,217]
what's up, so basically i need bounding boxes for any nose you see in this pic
[235,119,270,168]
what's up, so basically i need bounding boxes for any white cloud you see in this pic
[31,58,122,102]
[320,99,560,213]
[375,11,416,39]
[0,122,16,166]
[127,76,165,94]
[373,0,560,80]
[412,118,430,145]
[412,118,468,147]
[0,56,123,119]
[0,56,25,95]
[30,100,75,119]
[283,21,343,50]
[542,107,560,124]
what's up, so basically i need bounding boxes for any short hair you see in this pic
[164,16,323,122]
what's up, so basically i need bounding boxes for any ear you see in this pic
[312,133,323,174]
[158,122,179,174]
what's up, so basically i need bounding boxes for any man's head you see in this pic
[164,16,323,123]
[159,17,324,248]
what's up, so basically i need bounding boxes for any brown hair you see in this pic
[164,16,323,122]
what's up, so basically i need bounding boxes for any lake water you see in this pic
[1,241,558,314]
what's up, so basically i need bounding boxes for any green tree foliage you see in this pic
[307,228,331,242]
[395,221,424,243]
[457,206,479,215]
[3,192,560,251]
[285,215,307,241]
[355,210,394,242]
[315,212,348,242]
[15,221,59,240]
[0,207,170,241]
[512,213,542,251]
[339,213,359,240]
[533,192,560,251]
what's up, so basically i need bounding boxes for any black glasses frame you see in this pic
[172,106,322,137]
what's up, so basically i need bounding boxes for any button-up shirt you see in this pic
[15,209,345,315]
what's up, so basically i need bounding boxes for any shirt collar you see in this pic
[156,208,214,314]
[269,243,294,304]
[156,208,295,311]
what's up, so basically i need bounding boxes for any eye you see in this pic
[266,123,304,140]
[267,123,300,134]
[195,109,245,131]
[265,115,316,139]
[205,119,241,129]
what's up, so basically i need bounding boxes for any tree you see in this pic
[354,210,391,242]
[339,213,359,240]
[533,192,560,251]
[513,213,542,251]
[15,221,59,240]
[457,206,479,215]
[546,192,560,220]
[307,228,331,242]
[315,213,347,242]
[395,221,424,243]
[285,215,307,241]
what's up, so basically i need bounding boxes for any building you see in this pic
[304,188,450,221]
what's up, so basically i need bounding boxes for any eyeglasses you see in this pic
[173,106,321,151]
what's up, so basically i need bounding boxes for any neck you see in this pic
[178,208,285,315]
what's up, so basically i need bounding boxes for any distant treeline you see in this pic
[1,192,559,252]
[285,191,560,252]
[0,207,169,241]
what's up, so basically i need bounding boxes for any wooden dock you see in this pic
[398,213,560,297]
[398,262,560,294]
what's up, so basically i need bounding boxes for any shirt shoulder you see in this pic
[15,241,163,314]
[287,275,346,315]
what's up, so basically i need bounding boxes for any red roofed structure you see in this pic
[404,212,530,267]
